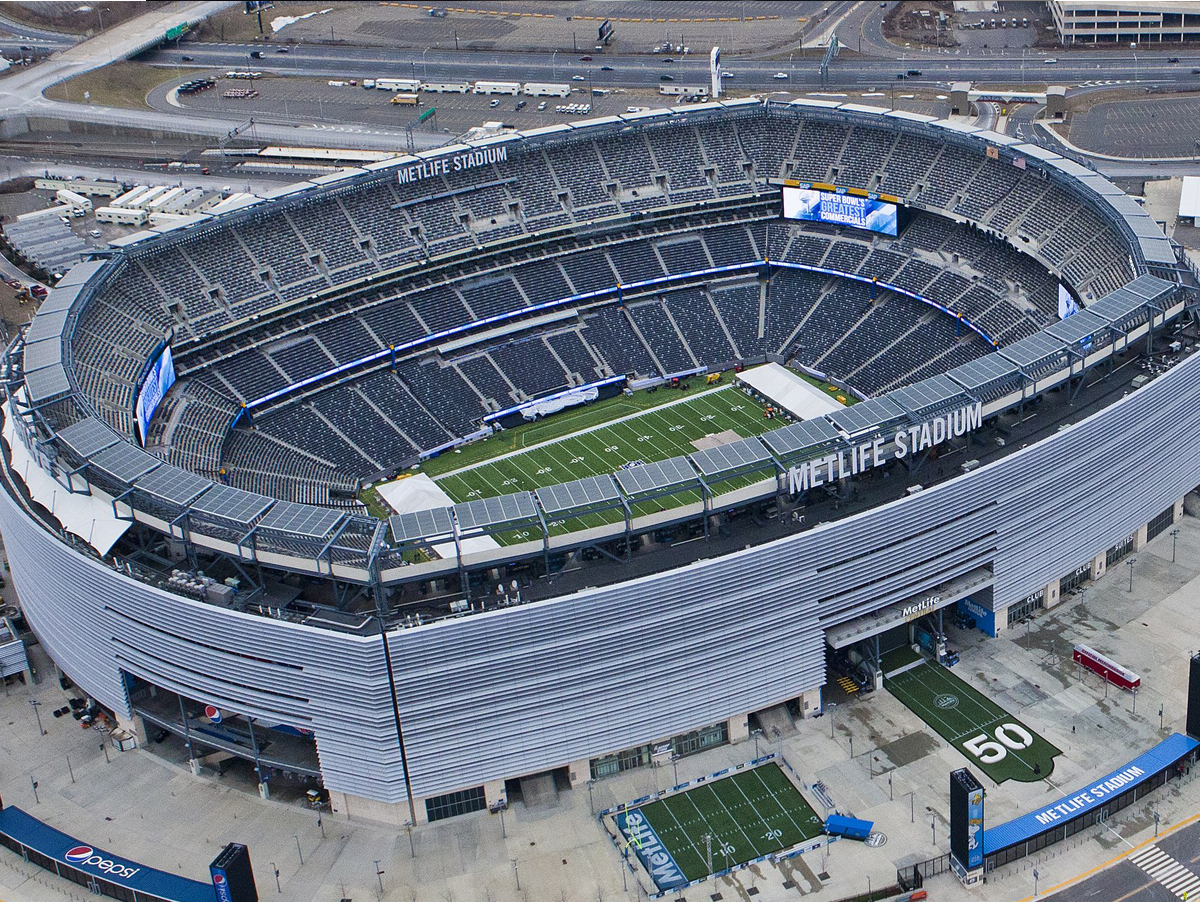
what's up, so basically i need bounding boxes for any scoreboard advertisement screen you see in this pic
[134,344,176,446]
[782,186,899,236]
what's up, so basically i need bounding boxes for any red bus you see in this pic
[1073,644,1140,691]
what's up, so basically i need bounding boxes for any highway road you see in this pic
[0,11,77,50]
[142,41,1200,94]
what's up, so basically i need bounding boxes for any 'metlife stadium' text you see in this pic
[787,402,982,494]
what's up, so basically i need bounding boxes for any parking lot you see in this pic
[1068,94,1200,159]
[196,0,832,57]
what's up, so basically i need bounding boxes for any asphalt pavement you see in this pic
[141,41,1200,95]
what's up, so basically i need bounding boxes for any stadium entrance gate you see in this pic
[898,854,951,891]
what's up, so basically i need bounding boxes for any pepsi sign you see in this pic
[212,871,233,902]
[63,845,141,880]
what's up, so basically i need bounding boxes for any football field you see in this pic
[616,763,824,890]
[432,386,781,537]
[885,663,1061,784]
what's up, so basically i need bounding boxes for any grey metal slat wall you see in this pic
[5,356,1200,803]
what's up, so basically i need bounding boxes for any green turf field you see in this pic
[429,385,782,539]
[885,663,1061,784]
[617,763,824,888]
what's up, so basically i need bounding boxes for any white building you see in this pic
[1048,1,1200,43]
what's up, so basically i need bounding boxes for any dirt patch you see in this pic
[882,0,958,49]
[878,730,941,767]
[44,61,208,111]
[691,428,742,451]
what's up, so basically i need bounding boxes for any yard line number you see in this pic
[962,723,1034,764]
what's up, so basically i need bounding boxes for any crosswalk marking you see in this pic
[1131,844,1200,899]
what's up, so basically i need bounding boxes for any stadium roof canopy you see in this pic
[389,507,455,544]
[829,396,907,438]
[189,484,273,527]
[1045,309,1109,349]
[761,418,845,463]
[615,456,700,496]
[999,331,1069,375]
[690,437,775,481]
[889,374,971,421]
[946,353,1023,398]
[536,475,622,516]
[55,417,120,460]
[454,492,539,531]
[131,464,212,507]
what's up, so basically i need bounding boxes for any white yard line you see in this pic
[433,384,737,480]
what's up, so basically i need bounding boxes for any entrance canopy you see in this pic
[824,567,993,649]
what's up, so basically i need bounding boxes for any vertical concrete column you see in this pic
[993,609,1008,635]
[728,714,750,743]
[797,688,822,718]
[1133,523,1149,551]
[1042,581,1061,610]
[484,778,507,810]
[567,759,590,787]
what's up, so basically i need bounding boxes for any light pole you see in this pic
[404,821,415,857]
[867,875,872,901]
[908,791,915,822]
[374,860,384,893]
[670,753,680,786]
[931,816,936,846]
[30,776,39,804]
[552,49,558,77]
[751,728,763,759]
[271,863,280,893]
[1128,557,1136,592]
[29,699,45,735]
[587,779,595,816]
[1132,44,1138,84]
[512,858,520,891]
[100,740,109,763]
[293,834,303,866]
[499,805,506,838]
[422,47,431,79]
[849,735,854,759]
[1160,704,1165,731]
[1034,867,1040,896]
[1171,527,1180,562]
[1155,804,1160,837]
[888,771,893,801]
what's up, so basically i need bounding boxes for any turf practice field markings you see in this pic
[624,764,824,886]
[750,765,812,839]
[885,663,1060,784]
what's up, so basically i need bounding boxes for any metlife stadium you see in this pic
[0,98,1194,826]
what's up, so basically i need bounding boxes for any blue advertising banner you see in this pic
[957,597,996,637]
[0,805,214,902]
[615,807,688,891]
[983,733,1198,854]
[966,786,985,868]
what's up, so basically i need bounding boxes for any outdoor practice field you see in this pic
[617,763,824,889]
[429,384,782,537]
[885,663,1061,784]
